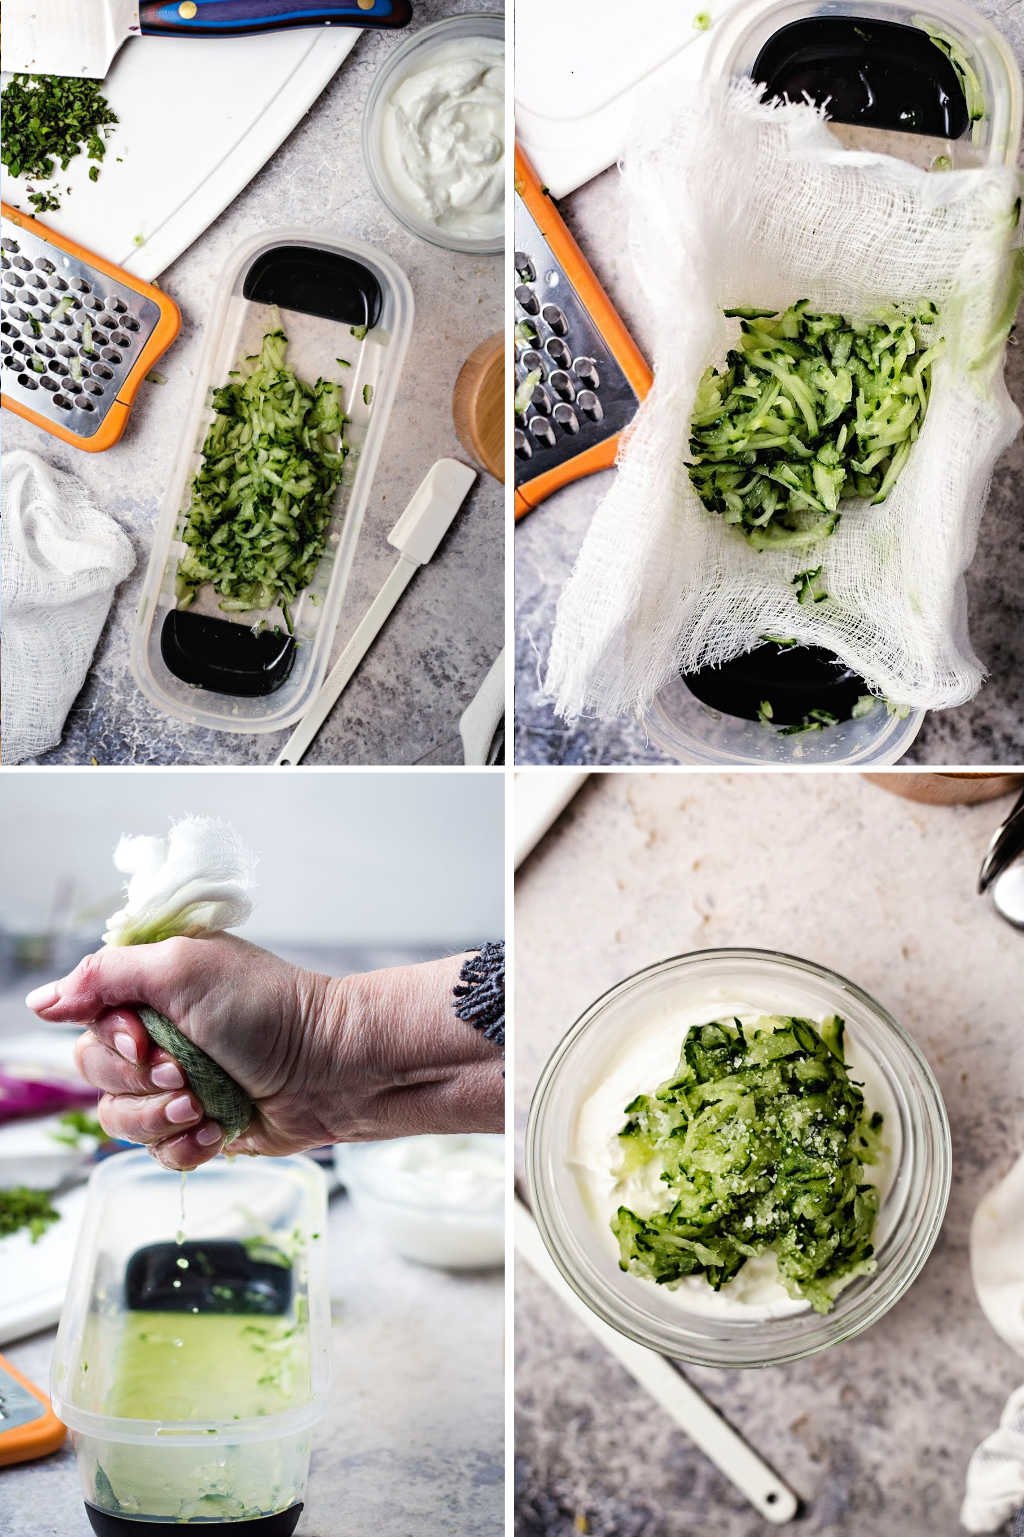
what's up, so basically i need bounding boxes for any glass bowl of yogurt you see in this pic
[363,13,504,255]
[526,949,950,1367]
[335,1133,504,1269]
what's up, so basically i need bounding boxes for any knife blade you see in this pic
[4,0,412,80]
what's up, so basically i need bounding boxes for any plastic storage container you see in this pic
[647,680,924,765]
[335,1134,504,1269]
[51,1152,330,1536]
[644,0,1021,766]
[130,229,413,734]
[362,13,505,255]
[527,949,951,1368]
[704,0,1023,170]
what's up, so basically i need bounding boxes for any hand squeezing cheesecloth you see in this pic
[545,79,1023,723]
[103,817,256,1142]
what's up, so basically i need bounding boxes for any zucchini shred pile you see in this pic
[611,1014,884,1314]
[176,325,348,627]
[688,301,942,551]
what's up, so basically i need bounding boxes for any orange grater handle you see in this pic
[514,144,652,519]
[0,1352,66,1466]
[1,202,181,454]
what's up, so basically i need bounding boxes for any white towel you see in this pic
[1,449,135,764]
[962,1155,1024,1532]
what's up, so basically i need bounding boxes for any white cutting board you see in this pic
[515,0,740,196]
[0,1183,90,1346]
[1,29,361,282]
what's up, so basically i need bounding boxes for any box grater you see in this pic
[513,144,652,518]
[1,202,180,452]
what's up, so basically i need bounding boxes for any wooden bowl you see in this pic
[452,333,504,483]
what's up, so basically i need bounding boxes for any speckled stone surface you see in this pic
[3,0,504,766]
[514,771,1024,1536]
[515,0,1024,767]
[0,941,504,1537]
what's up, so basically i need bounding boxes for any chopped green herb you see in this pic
[611,1014,884,1313]
[688,301,941,549]
[335,357,351,368]
[0,1185,60,1242]
[1,74,119,213]
[51,1109,105,1149]
[175,324,346,616]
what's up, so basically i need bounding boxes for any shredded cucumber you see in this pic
[611,1014,884,1314]
[515,368,542,417]
[688,301,941,549]
[175,326,346,619]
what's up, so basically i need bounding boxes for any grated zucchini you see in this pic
[688,301,942,549]
[175,325,347,620]
[611,1014,884,1314]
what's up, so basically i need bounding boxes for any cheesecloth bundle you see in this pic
[545,78,1023,723]
[1,449,135,764]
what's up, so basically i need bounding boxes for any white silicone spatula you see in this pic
[515,1199,799,1523]
[275,458,477,766]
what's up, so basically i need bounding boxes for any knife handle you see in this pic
[138,0,412,36]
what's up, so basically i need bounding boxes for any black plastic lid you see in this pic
[160,611,296,698]
[124,1240,292,1316]
[752,17,970,139]
[683,644,867,725]
[242,244,382,329]
[84,1502,303,1537]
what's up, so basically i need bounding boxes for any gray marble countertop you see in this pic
[4,0,504,766]
[0,942,503,1537]
[515,0,1024,767]
[514,771,1023,1536]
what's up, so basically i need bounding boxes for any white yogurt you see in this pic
[336,1134,504,1270]
[378,37,504,243]
[571,984,899,1320]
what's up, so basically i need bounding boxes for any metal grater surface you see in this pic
[514,196,639,485]
[1,218,160,440]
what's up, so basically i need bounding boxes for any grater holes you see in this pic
[577,389,602,422]
[50,275,69,293]
[1,237,19,252]
[546,336,571,369]
[121,315,141,332]
[100,347,122,365]
[16,372,39,390]
[110,331,132,350]
[549,370,575,402]
[95,312,117,331]
[110,297,128,314]
[11,254,31,271]
[90,362,114,381]
[541,304,568,336]
[1,288,15,305]
[519,348,546,378]
[56,341,75,357]
[530,382,552,416]
[53,393,74,413]
[573,357,599,388]
[39,376,60,393]
[69,277,90,293]
[552,402,580,434]
[83,294,104,312]
[19,321,43,343]
[33,256,56,275]
[11,338,31,355]
[528,416,555,448]
[515,252,536,283]
[81,378,104,396]
[6,271,25,289]
[32,339,55,359]
[514,428,532,461]
[1,321,19,337]
[48,358,69,378]
[515,284,539,316]
[73,395,96,412]
[28,272,47,290]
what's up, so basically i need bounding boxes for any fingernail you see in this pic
[151,1061,184,1090]
[25,982,59,1011]
[196,1123,223,1146]
[114,1032,138,1064]
[166,1094,199,1125]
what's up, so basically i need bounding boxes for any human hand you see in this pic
[26,934,502,1170]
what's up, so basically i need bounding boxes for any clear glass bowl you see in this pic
[362,13,505,255]
[526,949,951,1367]
[646,678,925,765]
